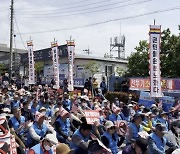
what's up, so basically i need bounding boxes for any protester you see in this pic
[28,133,58,154]
[165,120,180,148]
[100,77,107,95]
[148,123,176,154]
[126,113,143,145]
[101,121,120,154]
[26,112,56,148]
[122,137,149,154]
[56,143,73,154]
[54,107,71,143]
[70,122,92,154]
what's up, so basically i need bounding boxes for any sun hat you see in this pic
[44,134,58,145]
[56,143,73,154]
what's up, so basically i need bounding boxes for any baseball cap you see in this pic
[44,134,58,145]
[105,121,115,130]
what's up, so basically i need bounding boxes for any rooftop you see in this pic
[0,43,27,54]
[75,54,128,64]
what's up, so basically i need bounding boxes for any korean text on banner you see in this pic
[67,41,75,92]
[27,41,35,84]
[51,41,60,89]
[149,25,162,97]
[84,110,100,124]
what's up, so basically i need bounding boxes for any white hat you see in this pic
[54,108,60,114]
[150,104,157,108]
[105,121,115,130]
[44,134,58,145]
[128,104,133,107]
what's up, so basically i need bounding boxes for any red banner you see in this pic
[129,78,180,92]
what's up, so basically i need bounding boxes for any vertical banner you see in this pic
[149,25,162,97]
[27,40,35,84]
[67,40,75,92]
[51,40,60,89]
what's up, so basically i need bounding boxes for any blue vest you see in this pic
[31,105,40,115]
[55,117,70,138]
[149,133,167,154]
[120,113,130,122]
[70,129,89,150]
[9,116,25,135]
[45,107,53,117]
[63,99,71,111]
[30,143,53,154]
[128,122,142,140]
[27,122,48,145]
[102,132,118,154]
[11,100,20,109]
[108,113,122,123]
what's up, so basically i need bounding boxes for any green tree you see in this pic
[84,61,100,77]
[116,67,125,76]
[34,61,44,79]
[126,40,149,77]
[0,64,5,74]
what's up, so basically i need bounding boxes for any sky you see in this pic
[0,0,180,58]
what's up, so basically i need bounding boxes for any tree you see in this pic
[116,67,125,76]
[126,26,180,77]
[84,61,100,77]
[34,61,44,80]
[0,64,5,74]
[126,40,149,77]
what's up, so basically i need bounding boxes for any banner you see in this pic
[149,25,162,97]
[129,78,180,92]
[159,96,175,112]
[138,91,175,111]
[0,116,17,154]
[138,91,155,108]
[67,40,75,92]
[27,40,35,84]
[84,110,100,124]
[51,41,60,89]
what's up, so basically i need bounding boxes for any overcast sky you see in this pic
[0,0,180,58]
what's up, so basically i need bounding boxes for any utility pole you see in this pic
[9,0,14,78]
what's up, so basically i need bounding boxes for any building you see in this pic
[0,43,128,87]
[0,43,26,73]
[20,44,128,87]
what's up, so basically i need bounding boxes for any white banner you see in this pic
[67,41,75,91]
[149,25,162,97]
[27,41,35,84]
[51,41,60,89]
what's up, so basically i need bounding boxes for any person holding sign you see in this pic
[70,122,92,154]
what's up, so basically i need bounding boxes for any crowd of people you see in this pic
[0,78,179,154]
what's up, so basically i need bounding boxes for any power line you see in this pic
[17,0,152,18]
[15,0,112,13]
[20,6,180,35]
[14,17,27,50]
[15,0,134,16]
